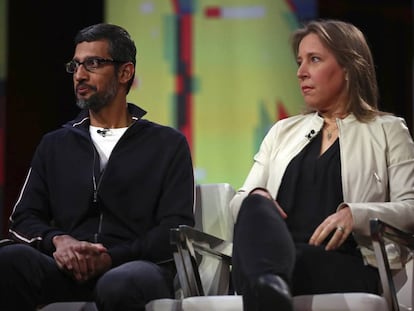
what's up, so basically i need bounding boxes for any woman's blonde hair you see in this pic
[292,19,385,121]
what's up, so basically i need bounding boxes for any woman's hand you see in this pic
[309,205,353,250]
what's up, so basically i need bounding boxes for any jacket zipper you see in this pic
[89,122,133,243]
[92,149,105,243]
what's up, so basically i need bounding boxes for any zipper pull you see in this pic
[93,191,98,203]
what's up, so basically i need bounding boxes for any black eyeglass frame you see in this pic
[65,57,126,73]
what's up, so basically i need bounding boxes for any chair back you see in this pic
[170,183,235,298]
[194,183,235,296]
[194,183,235,241]
[395,259,413,310]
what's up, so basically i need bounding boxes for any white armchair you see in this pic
[147,183,414,311]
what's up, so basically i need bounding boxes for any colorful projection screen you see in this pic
[105,0,305,189]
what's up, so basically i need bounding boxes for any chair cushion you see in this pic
[178,293,388,311]
[181,296,242,311]
[145,298,182,311]
[293,293,388,311]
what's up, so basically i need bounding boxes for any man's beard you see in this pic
[76,81,118,112]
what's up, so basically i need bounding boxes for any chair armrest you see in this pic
[370,218,414,311]
[170,225,233,297]
[371,218,414,251]
[176,225,232,260]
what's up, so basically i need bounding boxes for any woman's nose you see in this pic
[297,64,308,80]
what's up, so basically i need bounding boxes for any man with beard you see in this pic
[0,23,195,311]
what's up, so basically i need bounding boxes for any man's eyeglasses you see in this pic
[65,57,124,73]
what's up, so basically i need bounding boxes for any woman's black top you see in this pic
[276,132,357,250]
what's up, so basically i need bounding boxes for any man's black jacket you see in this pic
[9,104,195,267]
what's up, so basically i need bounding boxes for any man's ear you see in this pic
[119,62,135,84]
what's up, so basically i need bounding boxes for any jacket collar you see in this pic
[311,111,357,126]
[64,103,147,131]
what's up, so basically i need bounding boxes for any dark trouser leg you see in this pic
[232,195,295,310]
[94,260,174,311]
[292,243,380,295]
[0,244,95,311]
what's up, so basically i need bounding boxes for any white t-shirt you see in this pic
[90,126,128,170]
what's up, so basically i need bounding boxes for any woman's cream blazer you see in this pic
[230,112,414,268]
